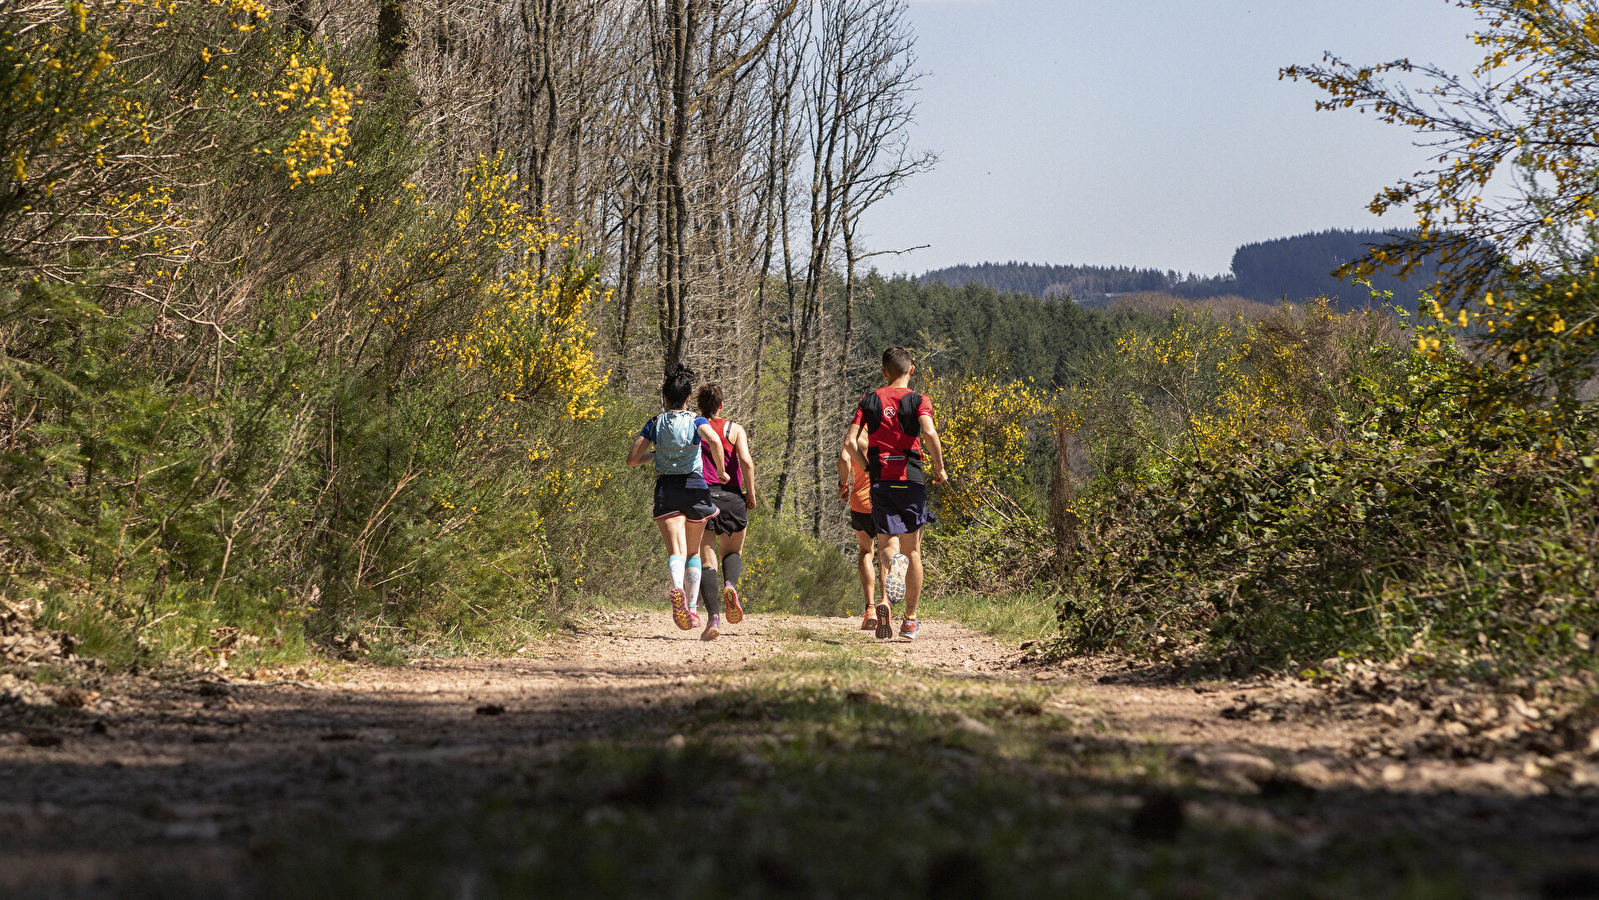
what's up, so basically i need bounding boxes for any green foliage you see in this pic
[0,4,630,670]
[853,274,1150,389]
[738,518,856,617]
[1056,341,1599,676]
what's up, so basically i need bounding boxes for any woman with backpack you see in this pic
[626,364,728,638]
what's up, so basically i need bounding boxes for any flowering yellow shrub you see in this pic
[1,0,370,287]
[1191,300,1359,457]
[422,159,608,423]
[922,372,1048,518]
[259,54,355,187]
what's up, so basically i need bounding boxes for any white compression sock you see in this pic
[668,554,686,591]
[684,557,702,612]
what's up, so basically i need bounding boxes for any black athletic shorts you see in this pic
[870,481,929,536]
[849,509,876,536]
[653,478,719,522]
[705,487,748,535]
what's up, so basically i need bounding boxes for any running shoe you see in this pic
[900,617,919,640]
[670,588,693,630]
[689,610,702,629]
[701,614,721,642]
[885,553,909,603]
[861,609,878,630]
[723,584,744,624]
[874,602,893,640]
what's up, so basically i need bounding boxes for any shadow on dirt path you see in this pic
[5,613,1599,899]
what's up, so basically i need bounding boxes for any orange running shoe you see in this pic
[723,584,744,624]
[861,610,878,630]
[670,588,693,630]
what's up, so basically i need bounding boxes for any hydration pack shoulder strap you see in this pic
[859,391,884,433]
[897,392,923,439]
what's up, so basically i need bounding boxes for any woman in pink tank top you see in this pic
[691,383,758,639]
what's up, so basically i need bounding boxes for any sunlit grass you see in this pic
[924,591,1058,645]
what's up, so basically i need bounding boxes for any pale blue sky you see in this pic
[863,0,1485,276]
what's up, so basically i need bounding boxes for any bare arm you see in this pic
[845,423,869,474]
[626,435,653,467]
[918,415,948,484]
[732,424,758,510]
[698,423,727,483]
[836,444,852,502]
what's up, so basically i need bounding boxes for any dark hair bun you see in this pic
[661,362,697,406]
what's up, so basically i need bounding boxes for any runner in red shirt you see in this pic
[844,346,948,640]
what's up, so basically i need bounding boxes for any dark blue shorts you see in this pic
[654,480,719,522]
[869,482,929,536]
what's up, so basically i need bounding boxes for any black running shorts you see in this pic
[705,487,749,535]
[653,480,719,522]
[849,509,876,536]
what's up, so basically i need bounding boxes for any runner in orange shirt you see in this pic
[837,431,883,634]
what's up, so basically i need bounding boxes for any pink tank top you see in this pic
[701,418,744,493]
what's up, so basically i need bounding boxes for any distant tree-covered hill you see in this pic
[920,229,1444,311]
[1225,230,1438,309]
[853,274,1153,390]
[917,262,1224,303]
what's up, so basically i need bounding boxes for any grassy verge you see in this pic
[926,591,1058,645]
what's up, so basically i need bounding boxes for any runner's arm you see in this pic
[625,435,653,467]
[918,414,949,484]
[844,423,869,474]
[836,443,852,502]
[698,423,728,483]
[733,424,758,511]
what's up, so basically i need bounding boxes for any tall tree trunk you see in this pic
[377,0,408,70]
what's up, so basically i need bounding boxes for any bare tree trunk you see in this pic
[1049,422,1082,574]
[377,0,408,70]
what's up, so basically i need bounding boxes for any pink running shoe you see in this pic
[689,610,702,629]
[670,588,693,630]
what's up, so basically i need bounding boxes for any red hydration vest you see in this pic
[854,387,928,483]
[701,418,744,493]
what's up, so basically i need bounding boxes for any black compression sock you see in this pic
[700,566,723,616]
[723,553,743,589]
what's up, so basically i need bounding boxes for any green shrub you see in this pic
[1054,344,1599,676]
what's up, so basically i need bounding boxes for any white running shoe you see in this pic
[885,553,909,603]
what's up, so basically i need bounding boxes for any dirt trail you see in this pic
[4,612,1599,898]
[1,614,1006,895]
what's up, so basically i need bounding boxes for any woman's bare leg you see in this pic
[657,516,688,557]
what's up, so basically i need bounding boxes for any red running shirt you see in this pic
[850,387,932,483]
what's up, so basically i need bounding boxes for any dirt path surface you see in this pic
[1,614,1003,895]
[5,612,1599,899]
